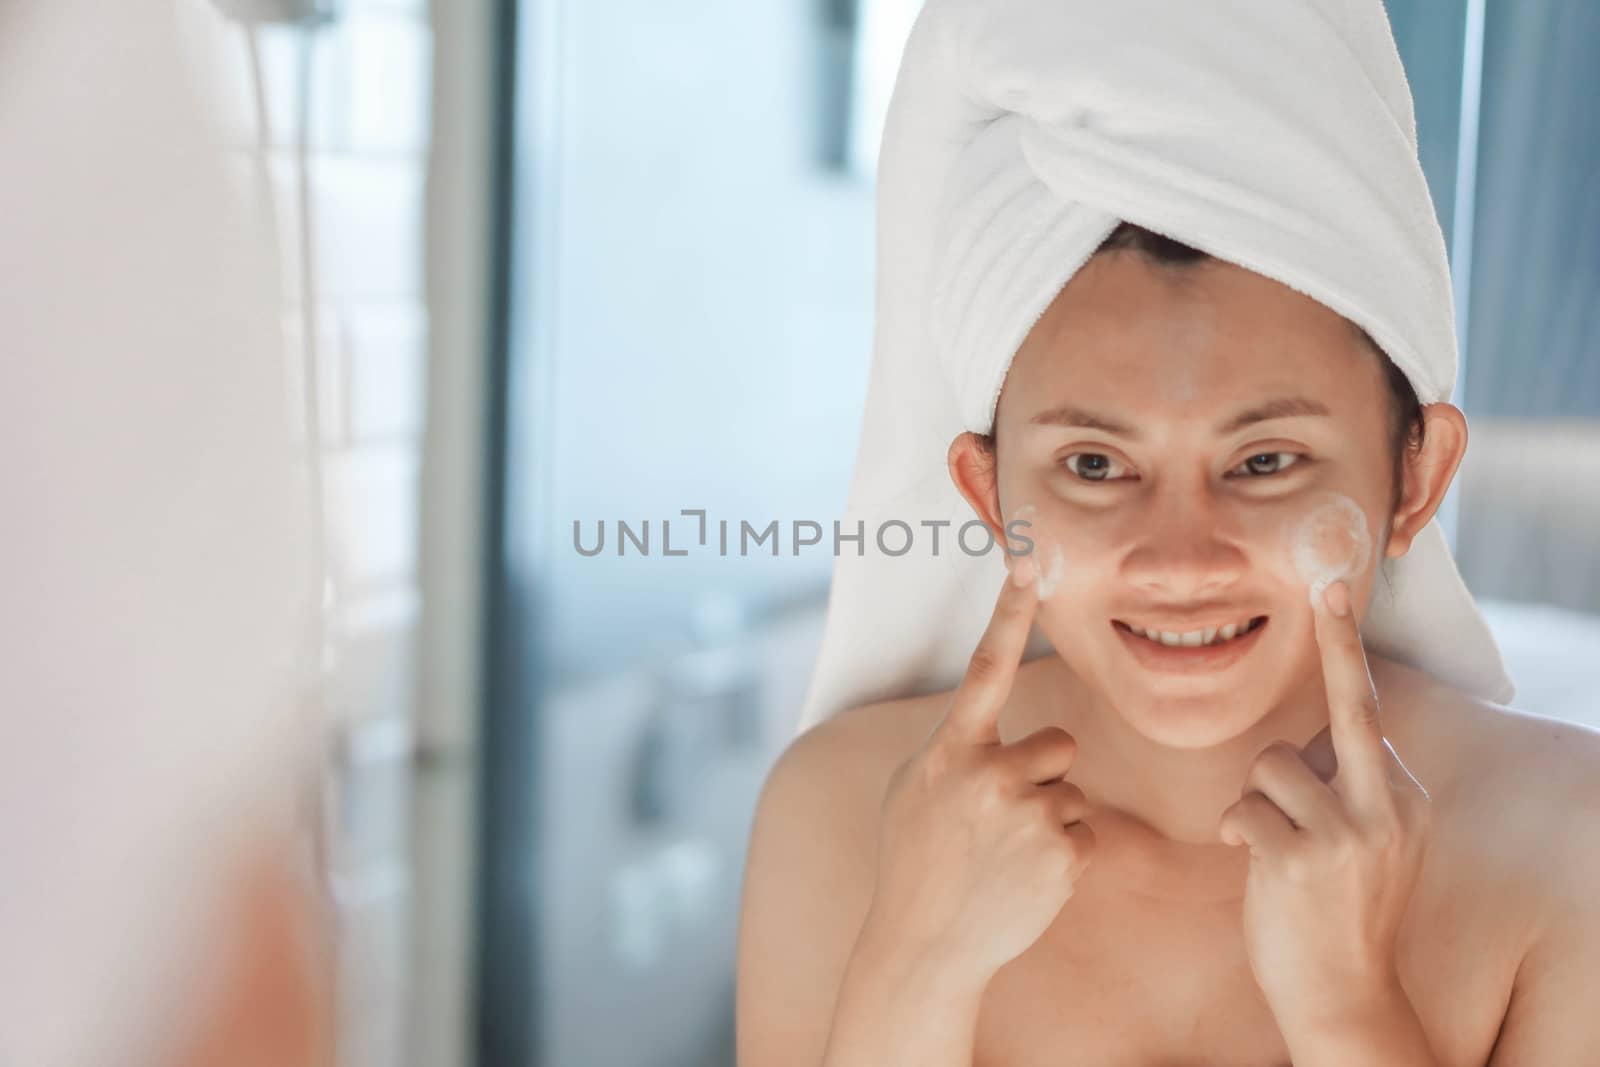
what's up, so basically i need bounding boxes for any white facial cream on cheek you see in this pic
[1284,491,1373,607]
[1036,543,1067,599]
[1009,503,1068,600]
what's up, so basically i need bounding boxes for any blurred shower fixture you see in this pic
[211,0,342,26]
[815,0,859,171]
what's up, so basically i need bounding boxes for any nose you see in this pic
[1118,483,1249,600]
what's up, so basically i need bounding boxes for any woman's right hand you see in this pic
[859,554,1096,985]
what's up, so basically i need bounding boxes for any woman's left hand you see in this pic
[1217,578,1433,1040]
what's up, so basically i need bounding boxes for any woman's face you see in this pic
[971,251,1435,749]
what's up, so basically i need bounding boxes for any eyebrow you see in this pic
[1027,395,1333,439]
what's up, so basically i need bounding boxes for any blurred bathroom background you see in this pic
[177,0,1597,1064]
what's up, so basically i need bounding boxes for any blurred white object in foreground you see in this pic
[0,2,319,1066]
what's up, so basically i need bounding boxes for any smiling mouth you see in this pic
[1112,615,1268,649]
[1110,614,1270,675]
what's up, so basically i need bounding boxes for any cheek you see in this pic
[1277,491,1374,604]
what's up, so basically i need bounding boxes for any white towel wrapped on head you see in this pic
[796,0,1515,735]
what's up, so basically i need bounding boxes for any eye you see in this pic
[1231,451,1302,477]
[1061,452,1132,482]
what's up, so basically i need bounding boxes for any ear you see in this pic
[948,431,1008,546]
[1384,402,1468,559]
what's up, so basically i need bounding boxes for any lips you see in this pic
[1112,615,1269,674]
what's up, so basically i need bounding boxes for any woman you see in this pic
[735,1,1600,1064]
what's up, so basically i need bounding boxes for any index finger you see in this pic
[1310,579,1390,808]
[939,554,1042,746]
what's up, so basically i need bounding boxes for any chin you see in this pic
[1105,685,1277,750]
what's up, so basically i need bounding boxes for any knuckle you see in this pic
[1036,725,1075,747]
[1020,787,1056,821]
[1250,743,1291,777]
[1231,795,1266,833]
[1245,754,1284,792]
[1260,740,1300,766]
[1039,842,1074,883]
[1367,787,1404,827]
[1016,728,1078,773]
[1245,789,1277,813]
[1045,728,1080,762]
[1216,807,1238,839]
[1044,790,1085,827]
[1328,825,1363,863]
[1364,820,1401,853]
[970,763,1011,809]
[1060,822,1095,864]
[1225,792,1270,838]
[966,646,1003,683]
[1278,848,1315,882]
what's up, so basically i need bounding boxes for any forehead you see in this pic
[1003,251,1382,421]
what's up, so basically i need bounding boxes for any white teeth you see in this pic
[1126,617,1258,648]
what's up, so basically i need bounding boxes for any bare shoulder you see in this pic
[754,690,948,843]
[1395,663,1600,901]
[733,691,946,1067]
[1401,678,1600,1062]
[740,690,948,904]
[1426,679,1600,819]
[1469,696,1600,890]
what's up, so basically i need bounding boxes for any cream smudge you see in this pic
[1285,492,1372,607]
